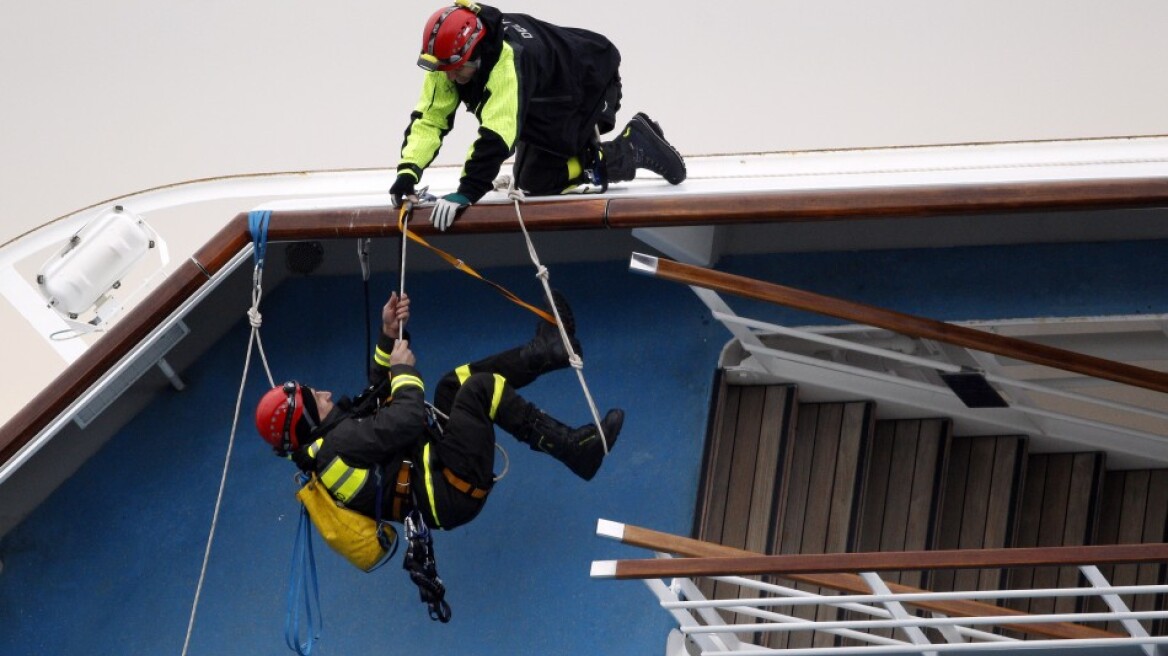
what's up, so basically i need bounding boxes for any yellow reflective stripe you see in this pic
[566,156,582,181]
[423,443,441,528]
[307,438,323,458]
[320,456,368,504]
[374,345,392,367]
[454,364,472,384]
[489,373,505,420]
[401,73,459,168]
[390,374,424,395]
[479,42,519,147]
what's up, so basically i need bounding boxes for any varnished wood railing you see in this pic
[593,521,1148,641]
[630,253,1168,394]
[4,176,1168,470]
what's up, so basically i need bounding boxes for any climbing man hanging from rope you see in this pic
[389,1,687,231]
[254,287,623,545]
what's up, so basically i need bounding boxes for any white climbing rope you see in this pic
[400,200,511,480]
[399,204,411,341]
[493,177,610,454]
[181,265,275,656]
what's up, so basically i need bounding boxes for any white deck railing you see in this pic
[593,520,1168,656]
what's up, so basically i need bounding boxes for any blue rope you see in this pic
[248,210,271,268]
[285,500,322,655]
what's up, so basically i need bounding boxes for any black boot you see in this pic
[518,289,582,377]
[445,291,580,397]
[632,112,666,139]
[528,408,623,481]
[499,400,623,481]
[600,113,686,185]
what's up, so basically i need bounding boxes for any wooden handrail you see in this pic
[595,521,1131,641]
[597,542,1168,579]
[631,253,1168,394]
[4,176,1168,470]
[604,177,1168,227]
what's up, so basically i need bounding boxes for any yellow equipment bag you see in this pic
[296,474,397,572]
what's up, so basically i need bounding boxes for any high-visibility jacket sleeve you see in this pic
[369,328,411,386]
[397,73,460,184]
[457,42,521,202]
[368,364,426,456]
[396,44,523,204]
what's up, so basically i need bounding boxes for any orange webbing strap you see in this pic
[442,467,490,499]
[397,205,555,324]
[391,460,412,522]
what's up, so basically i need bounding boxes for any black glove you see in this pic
[389,173,417,208]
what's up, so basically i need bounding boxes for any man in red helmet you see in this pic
[254,289,622,533]
[389,1,687,231]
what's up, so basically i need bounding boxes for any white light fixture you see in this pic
[36,205,158,333]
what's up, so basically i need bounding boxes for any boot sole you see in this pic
[601,408,624,452]
[549,289,576,337]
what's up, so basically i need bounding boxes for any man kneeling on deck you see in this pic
[254,289,622,534]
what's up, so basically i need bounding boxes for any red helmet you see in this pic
[255,381,319,455]
[417,3,486,72]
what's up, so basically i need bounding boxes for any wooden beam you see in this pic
[605,177,1168,227]
[595,543,1168,579]
[631,253,1168,394]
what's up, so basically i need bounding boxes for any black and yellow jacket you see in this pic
[299,361,427,522]
[396,4,622,202]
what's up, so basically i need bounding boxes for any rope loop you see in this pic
[248,210,271,268]
[503,191,609,454]
[491,173,526,202]
[248,307,263,328]
[491,175,512,192]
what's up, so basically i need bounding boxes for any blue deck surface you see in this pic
[1,239,1165,655]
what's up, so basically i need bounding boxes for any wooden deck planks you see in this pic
[1006,452,1104,629]
[934,435,1027,595]
[691,376,1165,646]
[851,418,951,642]
[1090,469,1168,635]
[768,401,874,650]
[694,382,797,630]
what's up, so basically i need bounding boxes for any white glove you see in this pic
[431,193,469,231]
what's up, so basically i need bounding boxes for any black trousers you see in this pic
[423,348,531,529]
[512,75,622,195]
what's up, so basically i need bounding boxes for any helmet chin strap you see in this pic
[279,381,322,456]
[280,382,298,456]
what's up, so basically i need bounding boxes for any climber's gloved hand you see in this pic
[389,173,418,209]
[430,193,469,232]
